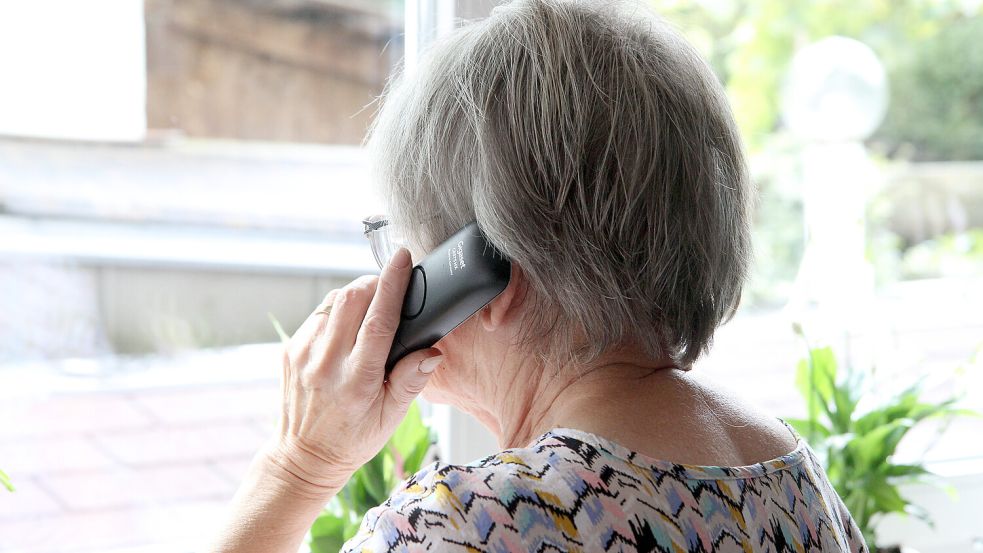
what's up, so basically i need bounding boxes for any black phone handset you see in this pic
[385,222,512,373]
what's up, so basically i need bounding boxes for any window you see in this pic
[1,2,980,553]
[0,1,407,551]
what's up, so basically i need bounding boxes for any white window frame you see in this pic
[410,0,502,464]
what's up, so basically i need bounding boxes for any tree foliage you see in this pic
[651,0,982,157]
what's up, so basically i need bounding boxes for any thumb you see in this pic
[385,348,442,414]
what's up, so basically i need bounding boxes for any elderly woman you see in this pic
[212,1,865,551]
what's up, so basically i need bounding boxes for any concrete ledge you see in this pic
[0,215,376,276]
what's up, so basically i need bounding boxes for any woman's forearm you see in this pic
[207,248,440,552]
[209,443,343,553]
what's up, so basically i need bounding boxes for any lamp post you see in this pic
[782,36,887,338]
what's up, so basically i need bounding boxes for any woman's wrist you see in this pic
[258,438,355,502]
[209,441,352,553]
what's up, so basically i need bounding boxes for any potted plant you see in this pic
[785,329,977,551]
[306,401,435,553]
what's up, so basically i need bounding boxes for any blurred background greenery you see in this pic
[648,0,983,308]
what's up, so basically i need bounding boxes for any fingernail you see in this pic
[390,247,411,269]
[418,355,443,374]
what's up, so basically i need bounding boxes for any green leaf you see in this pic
[382,450,397,492]
[0,469,13,492]
[848,418,914,469]
[403,435,433,476]
[841,489,872,537]
[945,407,983,419]
[308,512,347,553]
[854,406,891,435]
[390,402,425,456]
[343,517,363,542]
[809,347,838,402]
[868,476,909,514]
[310,510,345,536]
[267,312,291,343]
[881,464,930,479]
[359,453,390,506]
[794,358,818,419]
[784,417,831,440]
[829,384,857,433]
[794,347,841,432]
[346,469,374,513]
[389,401,434,479]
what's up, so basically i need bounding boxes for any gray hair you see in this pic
[367,0,753,369]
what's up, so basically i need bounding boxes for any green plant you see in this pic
[785,331,977,547]
[0,469,13,492]
[308,401,435,552]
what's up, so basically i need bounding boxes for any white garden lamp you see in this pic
[782,36,887,329]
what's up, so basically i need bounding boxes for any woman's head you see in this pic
[368,0,752,374]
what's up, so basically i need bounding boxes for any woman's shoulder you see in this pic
[341,426,866,552]
[338,431,597,552]
[363,429,593,515]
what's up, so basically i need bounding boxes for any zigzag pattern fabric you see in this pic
[342,426,867,552]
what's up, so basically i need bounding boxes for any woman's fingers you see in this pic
[324,275,378,351]
[264,251,436,509]
[287,288,343,365]
[350,247,414,381]
[385,348,442,419]
[287,277,377,383]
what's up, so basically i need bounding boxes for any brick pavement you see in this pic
[0,381,277,553]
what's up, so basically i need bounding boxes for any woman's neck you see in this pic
[487,353,681,449]
[483,359,800,467]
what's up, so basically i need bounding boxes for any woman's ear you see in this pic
[479,263,526,332]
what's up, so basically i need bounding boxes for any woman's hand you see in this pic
[267,246,443,497]
[210,247,442,553]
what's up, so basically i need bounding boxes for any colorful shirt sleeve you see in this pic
[340,461,484,552]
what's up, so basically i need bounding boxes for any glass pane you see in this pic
[648,0,983,493]
[145,0,404,144]
[0,2,405,552]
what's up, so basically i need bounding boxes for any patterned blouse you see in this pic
[341,426,867,552]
